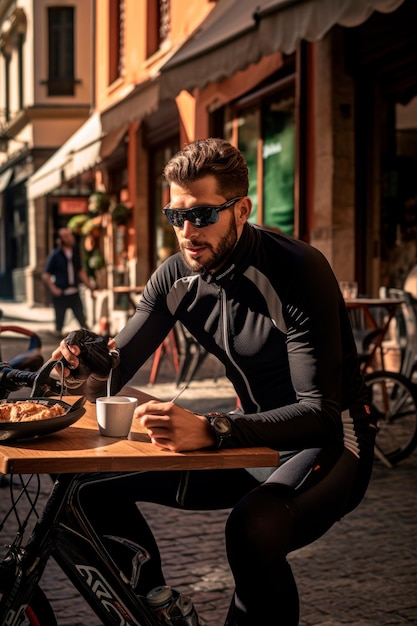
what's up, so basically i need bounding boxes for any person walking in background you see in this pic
[43,227,92,335]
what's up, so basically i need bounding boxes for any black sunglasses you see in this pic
[162,197,243,228]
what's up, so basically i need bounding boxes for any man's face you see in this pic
[59,229,75,246]
[168,176,249,273]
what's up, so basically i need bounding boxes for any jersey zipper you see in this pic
[219,286,260,411]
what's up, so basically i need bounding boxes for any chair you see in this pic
[173,322,210,387]
[148,329,180,385]
[348,304,387,370]
[148,322,212,387]
[0,325,44,371]
[378,287,417,378]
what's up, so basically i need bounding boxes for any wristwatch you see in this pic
[205,412,232,448]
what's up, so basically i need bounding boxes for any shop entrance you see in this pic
[347,0,417,294]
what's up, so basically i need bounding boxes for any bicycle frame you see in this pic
[0,471,167,626]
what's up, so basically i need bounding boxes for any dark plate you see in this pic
[0,397,86,442]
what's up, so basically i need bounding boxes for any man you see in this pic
[53,138,377,625]
[43,227,91,335]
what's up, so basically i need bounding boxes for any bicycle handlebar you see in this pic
[0,360,64,399]
[0,330,117,400]
[0,363,36,390]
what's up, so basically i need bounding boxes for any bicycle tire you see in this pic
[0,570,57,626]
[365,370,417,464]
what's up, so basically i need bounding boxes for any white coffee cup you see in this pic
[96,396,137,437]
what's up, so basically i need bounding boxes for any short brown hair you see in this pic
[163,138,249,198]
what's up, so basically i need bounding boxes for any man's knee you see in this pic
[226,484,294,559]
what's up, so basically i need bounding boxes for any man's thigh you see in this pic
[82,469,260,511]
[175,468,261,509]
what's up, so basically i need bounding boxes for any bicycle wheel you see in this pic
[365,370,417,464]
[0,570,57,626]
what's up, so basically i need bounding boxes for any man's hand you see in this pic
[136,399,216,452]
[50,330,117,381]
[51,333,116,373]
[51,339,80,377]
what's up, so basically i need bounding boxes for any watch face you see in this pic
[213,416,231,434]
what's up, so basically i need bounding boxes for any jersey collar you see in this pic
[203,223,260,287]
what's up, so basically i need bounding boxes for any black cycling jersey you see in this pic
[96,222,372,459]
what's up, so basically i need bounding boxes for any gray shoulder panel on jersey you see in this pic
[166,274,200,315]
[244,266,287,334]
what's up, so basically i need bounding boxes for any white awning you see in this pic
[27,112,103,200]
[28,80,160,200]
[160,0,405,99]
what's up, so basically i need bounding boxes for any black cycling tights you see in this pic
[226,484,300,625]
[226,447,371,625]
[76,446,372,626]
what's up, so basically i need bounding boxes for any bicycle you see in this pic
[0,362,208,625]
[1,470,195,625]
[347,299,417,467]
[353,326,417,467]
[0,357,416,625]
[355,335,417,469]
[365,369,417,467]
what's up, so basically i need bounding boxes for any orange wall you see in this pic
[95,0,215,115]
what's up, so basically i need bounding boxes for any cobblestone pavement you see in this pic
[0,303,416,625]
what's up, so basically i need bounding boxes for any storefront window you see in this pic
[231,107,259,223]
[224,88,295,235]
[263,97,295,235]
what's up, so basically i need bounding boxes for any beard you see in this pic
[179,213,238,273]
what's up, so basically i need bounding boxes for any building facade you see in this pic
[0,0,95,301]
[2,0,417,313]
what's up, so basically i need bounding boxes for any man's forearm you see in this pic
[42,273,62,296]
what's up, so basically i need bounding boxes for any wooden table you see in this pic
[0,390,280,475]
[345,297,403,326]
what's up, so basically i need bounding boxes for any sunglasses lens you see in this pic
[164,210,184,227]
[165,206,218,228]
[192,207,218,227]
